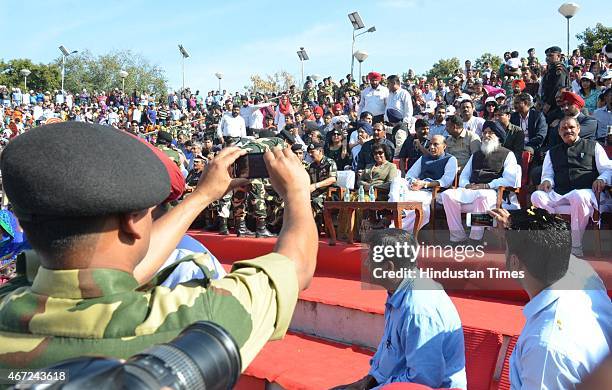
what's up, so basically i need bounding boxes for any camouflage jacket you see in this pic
[0,252,298,370]
[156,144,181,167]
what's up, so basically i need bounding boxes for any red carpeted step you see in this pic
[244,332,373,390]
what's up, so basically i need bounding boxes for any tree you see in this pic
[0,59,60,92]
[576,23,612,60]
[248,70,295,95]
[474,53,502,73]
[59,50,168,98]
[425,57,460,80]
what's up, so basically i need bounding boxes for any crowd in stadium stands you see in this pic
[0,43,611,389]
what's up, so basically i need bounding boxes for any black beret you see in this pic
[291,144,303,152]
[545,46,562,54]
[157,130,173,144]
[307,143,323,151]
[278,129,296,145]
[1,122,170,220]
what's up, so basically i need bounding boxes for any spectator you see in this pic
[357,143,398,194]
[332,229,466,389]
[357,122,395,170]
[359,72,389,124]
[489,207,611,388]
[385,75,413,123]
[445,114,481,169]
[593,88,611,142]
[510,93,548,159]
[531,116,611,257]
[578,72,601,115]
[389,135,458,230]
[428,104,448,139]
[399,119,430,177]
[460,99,485,137]
[440,121,520,243]
[495,104,525,163]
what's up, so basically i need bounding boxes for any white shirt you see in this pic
[55,93,64,104]
[359,85,389,116]
[217,113,247,138]
[132,108,142,123]
[240,103,273,130]
[463,116,485,137]
[423,89,436,102]
[571,79,581,94]
[510,283,610,388]
[541,140,611,187]
[459,150,520,188]
[385,88,413,122]
[407,155,458,188]
[33,105,43,121]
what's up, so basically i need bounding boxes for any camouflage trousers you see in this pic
[232,179,268,222]
[311,191,327,219]
[216,192,232,219]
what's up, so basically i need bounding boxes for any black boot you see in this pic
[236,219,255,237]
[255,219,276,238]
[218,218,229,235]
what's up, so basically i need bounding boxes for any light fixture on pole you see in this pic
[20,69,31,90]
[215,72,223,93]
[59,45,78,93]
[348,11,375,80]
[558,3,580,58]
[353,50,368,83]
[119,70,129,93]
[178,44,190,92]
[297,47,309,87]
[311,74,320,84]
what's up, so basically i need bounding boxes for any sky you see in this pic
[1,0,610,93]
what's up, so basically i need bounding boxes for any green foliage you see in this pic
[576,23,612,60]
[59,50,168,97]
[0,59,60,92]
[474,53,503,72]
[425,57,460,81]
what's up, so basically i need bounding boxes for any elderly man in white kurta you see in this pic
[531,116,611,257]
[440,121,520,243]
[389,135,457,231]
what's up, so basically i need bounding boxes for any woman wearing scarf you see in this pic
[275,94,294,132]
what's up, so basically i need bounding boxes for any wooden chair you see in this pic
[326,170,356,200]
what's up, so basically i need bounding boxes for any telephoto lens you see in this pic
[14,321,242,390]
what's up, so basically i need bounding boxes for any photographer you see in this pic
[0,122,317,370]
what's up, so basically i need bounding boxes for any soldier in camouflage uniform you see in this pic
[343,74,361,98]
[229,134,287,238]
[0,121,317,370]
[306,143,337,225]
[288,85,302,109]
[301,80,318,106]
[156,130,182,167]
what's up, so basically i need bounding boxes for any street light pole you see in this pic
[353,51,368,83]
[21,69,31,90]
[348,12,375,80]
[297,47,309,87]
[178,45,190,92]
[119,70,129,94]
[215,73,223,93]
[558,3,580,59]
[59,45,77,93]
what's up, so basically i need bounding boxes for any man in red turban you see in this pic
[359,71,389,124]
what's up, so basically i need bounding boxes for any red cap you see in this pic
[367,72,382,81]
[561,91,585,109]
[511,79,526,91]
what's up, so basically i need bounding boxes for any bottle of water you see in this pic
[369,186,376,202]
[398,183,407,201]
[343,187,351,202]
[358,185,365,202]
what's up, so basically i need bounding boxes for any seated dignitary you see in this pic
[357,143,398,196]
[439,121,520,243]
[332,229,466,389]
[389,135,458,230]
[489,208,611,388]
[0,122,318,369]
[547,91,599,148]
[531,116,611,257]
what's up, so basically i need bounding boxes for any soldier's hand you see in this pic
[538,180,552,193]
[194,146,249,200]
[264,147,310,200]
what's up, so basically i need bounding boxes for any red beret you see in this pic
[511,79,526,91]
[367,72,382,81]
[127,133,185,203]
[561,91,585,109]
